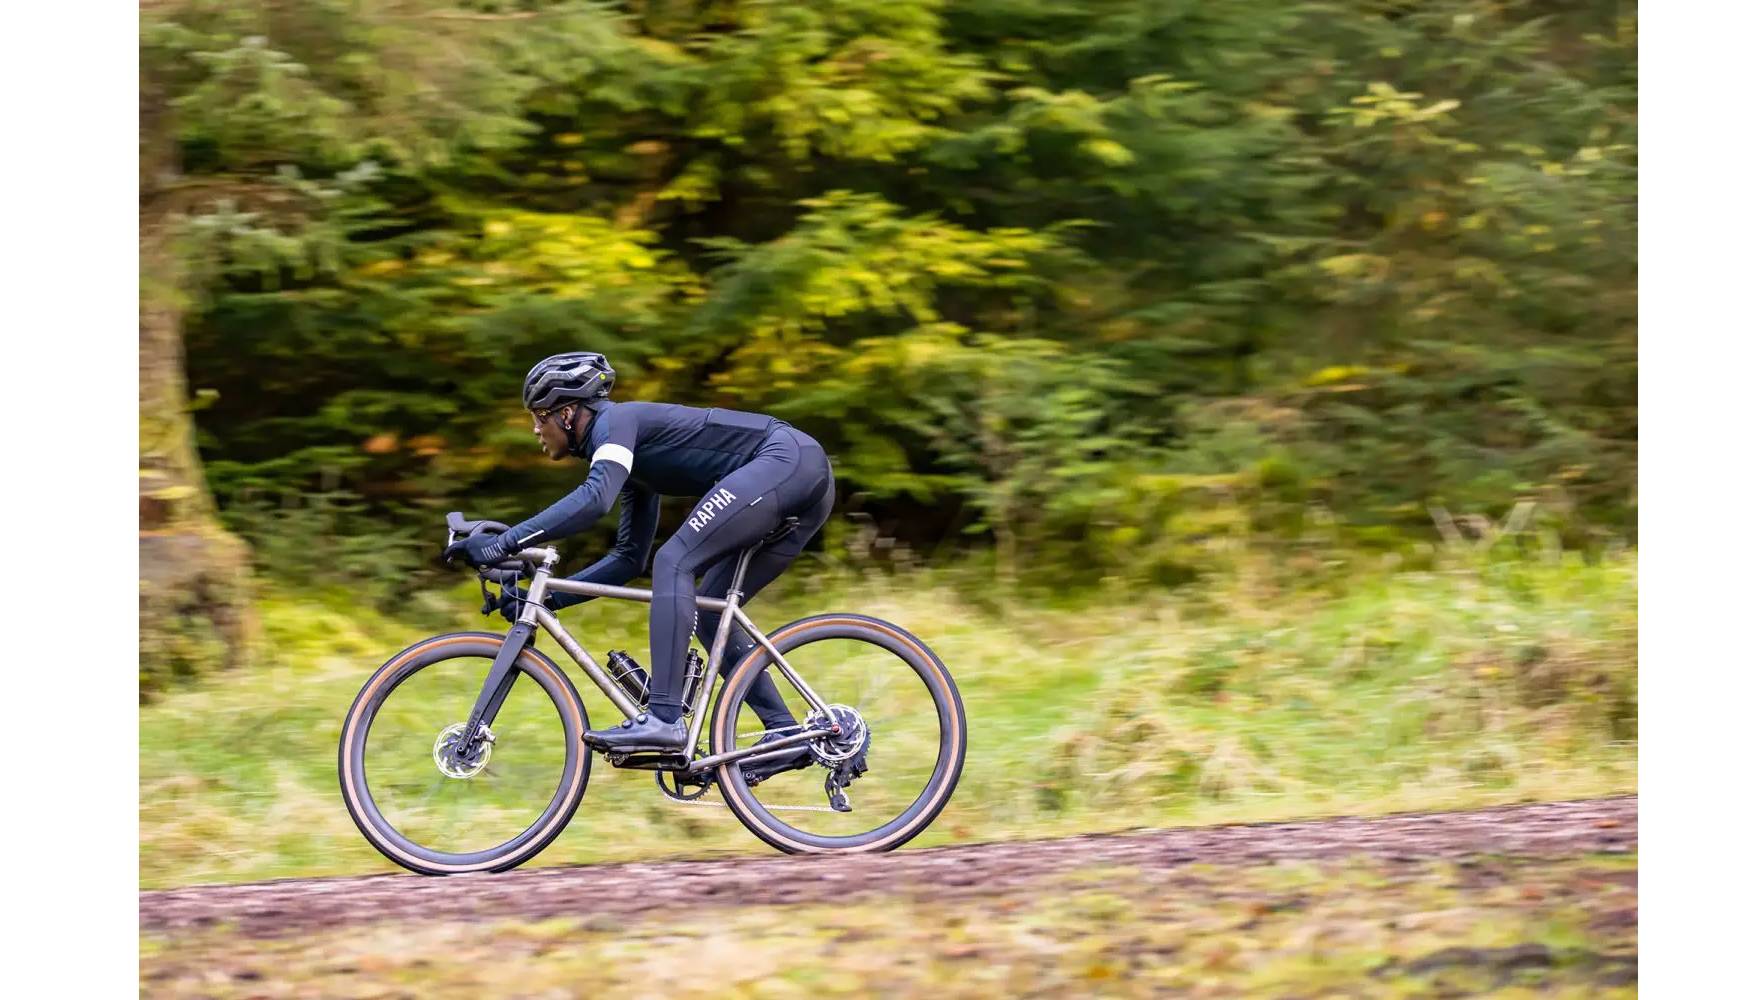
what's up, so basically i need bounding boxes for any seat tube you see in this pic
[685,591,737,751]
[727,546,756,597]
[685,547,757,751]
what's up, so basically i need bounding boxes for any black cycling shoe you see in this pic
[738,730,816,787]
[584,713,689,753]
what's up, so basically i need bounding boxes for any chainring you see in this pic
[655,768,713,801]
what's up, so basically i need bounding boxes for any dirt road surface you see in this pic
[141,796,1634,939]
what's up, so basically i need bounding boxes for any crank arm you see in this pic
[605,750,690,771]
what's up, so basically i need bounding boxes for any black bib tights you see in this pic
[645,426,833,724]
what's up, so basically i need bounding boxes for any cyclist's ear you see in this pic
[565,401,598,435]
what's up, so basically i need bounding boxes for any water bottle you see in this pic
[606,650,650,704]
[679,648,706,712]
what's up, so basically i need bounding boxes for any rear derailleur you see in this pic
[822,753,868,813]
[808,705,872,813]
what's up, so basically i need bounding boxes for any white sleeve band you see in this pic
[592,443,634,472]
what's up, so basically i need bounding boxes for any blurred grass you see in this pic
[139,550,1635,888]
[141,854,1638,997]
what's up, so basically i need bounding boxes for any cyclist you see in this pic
[444,352,833,778]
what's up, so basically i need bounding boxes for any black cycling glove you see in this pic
[445,530,517,568]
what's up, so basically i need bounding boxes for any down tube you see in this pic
[533,607,642,719]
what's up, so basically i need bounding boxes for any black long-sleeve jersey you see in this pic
[502,400,784,594]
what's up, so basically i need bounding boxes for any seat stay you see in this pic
[730,602,832,717]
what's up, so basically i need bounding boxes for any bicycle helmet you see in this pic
[523,352,616,412]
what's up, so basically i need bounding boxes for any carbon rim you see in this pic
[711,616,965,853]
[339,634,590,873]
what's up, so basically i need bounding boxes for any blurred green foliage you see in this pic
[143,0,1636,588]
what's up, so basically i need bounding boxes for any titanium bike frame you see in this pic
[454,539,837,776]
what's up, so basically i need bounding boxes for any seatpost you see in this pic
[726,547,757,603]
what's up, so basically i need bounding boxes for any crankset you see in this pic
[655,769,713,801]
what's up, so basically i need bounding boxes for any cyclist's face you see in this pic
[531,404,577,460]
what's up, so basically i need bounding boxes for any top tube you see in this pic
[542,577,732,612]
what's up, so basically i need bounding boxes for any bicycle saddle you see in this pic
[760,516,801,546]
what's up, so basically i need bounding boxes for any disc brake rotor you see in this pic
[806,705,870,766]
[432,722,494,779]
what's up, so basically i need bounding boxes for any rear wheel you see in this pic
[338,632,591,875]
[709,614,965,853]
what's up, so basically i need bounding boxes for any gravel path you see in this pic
[140,796,1635,938]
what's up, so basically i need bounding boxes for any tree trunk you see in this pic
[139,72,256,700]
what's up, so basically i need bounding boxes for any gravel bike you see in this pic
[339,512,966,875]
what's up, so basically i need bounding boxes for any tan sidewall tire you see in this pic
[709,614,966,854]
[337,632,590,875]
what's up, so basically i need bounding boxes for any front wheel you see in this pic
[338,632,591,875]
[709,614,966,853]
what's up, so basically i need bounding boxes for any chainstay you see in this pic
[660,796,843,813]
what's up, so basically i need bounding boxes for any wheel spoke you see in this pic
[418,775,447,806]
